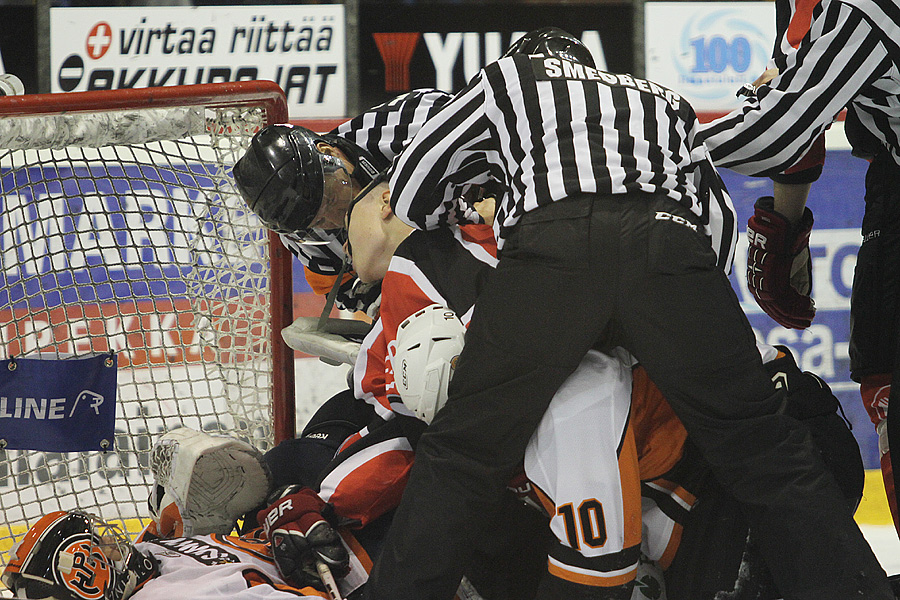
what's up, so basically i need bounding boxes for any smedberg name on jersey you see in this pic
[533,57,681,110]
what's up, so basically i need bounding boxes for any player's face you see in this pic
[315,142,365,196]
[345,182,392,283]
[304,154,353,232]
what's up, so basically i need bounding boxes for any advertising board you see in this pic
[50,6,346,118]
[358,3,634,108]
[645,2,776,114]
[721,150,877,466]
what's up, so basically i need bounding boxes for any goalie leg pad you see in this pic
[150,427,272,536]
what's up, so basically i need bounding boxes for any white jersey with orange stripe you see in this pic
[132,532,369,599]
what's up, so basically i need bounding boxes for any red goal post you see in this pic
[0,81,295,572]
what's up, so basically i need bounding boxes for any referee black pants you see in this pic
[365,192,891,600]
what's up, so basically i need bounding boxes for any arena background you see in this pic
[1,0,898,573]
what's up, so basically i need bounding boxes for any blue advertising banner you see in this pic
[0,353,117,452]
[719,149,878,466]
[0,163,267,309]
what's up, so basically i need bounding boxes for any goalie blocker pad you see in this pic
[149,427,272,537]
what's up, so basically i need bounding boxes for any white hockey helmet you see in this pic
[393,304,466,424]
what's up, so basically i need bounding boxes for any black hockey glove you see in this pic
[270,521,349,591]
[765,348,865,510]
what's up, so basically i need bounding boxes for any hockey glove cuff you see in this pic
[746,196,816,329]
[258,485,331,537]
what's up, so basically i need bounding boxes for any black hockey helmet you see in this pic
[503,27,596,68]
[233,124,354,236]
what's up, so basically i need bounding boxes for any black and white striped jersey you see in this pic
[333,89,453,169]
[700,0,900,174]
[281,229,346,277]
[388,54,738,271]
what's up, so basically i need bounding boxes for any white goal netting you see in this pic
[0,82,293,580]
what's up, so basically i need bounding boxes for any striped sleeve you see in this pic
[688,117,738,272]
[389,76,496,231]
[699,0,892,176]
[279,231,346,276]
[333,89,453,165]
[280,230,381,313]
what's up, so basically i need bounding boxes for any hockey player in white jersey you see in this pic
[1,426,372,600]
[0,508,364,600]
[1,355,870,600]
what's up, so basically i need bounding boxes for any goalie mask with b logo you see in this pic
[1,511,156,600]
[393,304,466,424]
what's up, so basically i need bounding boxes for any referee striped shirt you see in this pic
[699,0,900,174]
[334,88,452,169]
[389,54,738,271]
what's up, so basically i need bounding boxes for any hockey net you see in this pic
[0,81,294,579]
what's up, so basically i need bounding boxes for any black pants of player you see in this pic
[666,354,867,600]
[850,152,900,380]
[848,153,900,537]
[364,192,891,600]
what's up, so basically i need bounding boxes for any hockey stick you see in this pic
[317,261,348,331]
[315,559,345,600]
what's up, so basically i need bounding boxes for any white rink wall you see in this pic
[862,525,900,575]
[293,356,351,430]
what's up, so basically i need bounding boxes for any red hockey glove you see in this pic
[257,485,350,590]
[746,196,816,329]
